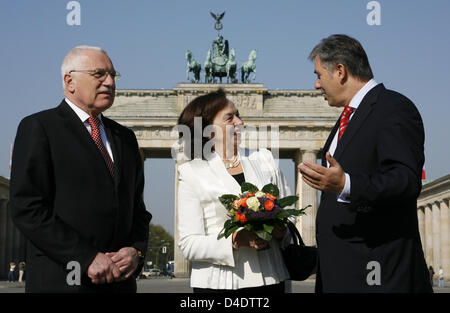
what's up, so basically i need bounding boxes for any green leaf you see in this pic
[276,208,305,219]
[263,223,274,234]
[255,230,272,241]
[277,195,299,208]
[219,194,239,209]
[224,225,240,239]
[262,184,280,198]
[241,182,259,194]
[217,228,226,240]
[223,219,234,229]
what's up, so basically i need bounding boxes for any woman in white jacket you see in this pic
[176,89,292,292]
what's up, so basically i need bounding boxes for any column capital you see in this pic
[295,149,319,162]
[301,149,320,155]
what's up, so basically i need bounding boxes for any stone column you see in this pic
[294,151,302,237]
[295,150,319,247]
[440,199,450,281]
[173,161,191,278]
[432,201,441,270]
[424,204,433,266]
[417,206,425,252]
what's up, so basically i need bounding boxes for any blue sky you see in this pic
[1,0,449,235]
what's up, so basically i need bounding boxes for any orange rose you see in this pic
[247,193,255,197]
[238,197,248,208]
[235,212,247,222]
[266,193,277,201]
[264,200,274,211]
[233,199,239,208]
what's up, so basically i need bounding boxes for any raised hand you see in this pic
[298,152,346,194]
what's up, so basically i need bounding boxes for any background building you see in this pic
[0,176,26,280]
[418,174,450,282]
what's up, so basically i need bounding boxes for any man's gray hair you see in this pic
[308,34,374,81]
[61,45,108,89]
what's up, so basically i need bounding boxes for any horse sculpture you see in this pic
[185,50,201,83]
[226,48,237,83]
[204,50,213,83]
[241,49,257,83]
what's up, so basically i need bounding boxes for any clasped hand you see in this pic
[87,247,139,284]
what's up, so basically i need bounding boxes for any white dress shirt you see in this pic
[65,98,114,161]
[327,79,378,202]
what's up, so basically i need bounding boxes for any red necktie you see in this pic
[87,116,114,177]
[338,106,354,142]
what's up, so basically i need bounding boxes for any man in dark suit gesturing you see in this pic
[10,46,152,292]
[298,35,432,292]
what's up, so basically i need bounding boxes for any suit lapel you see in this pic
[333,84,384,161]
[102,117,122,188]
[206,148,263,195]
[207,153,242,195]
[239,148,262,189]
[57,100,101,155]
[57,100,115,183]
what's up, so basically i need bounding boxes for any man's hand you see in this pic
[105,247,140,282]
[298,152,346,194]
[87,252,122,284]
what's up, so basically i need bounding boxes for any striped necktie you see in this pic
[338,106,354,142]
[87,116,114,177]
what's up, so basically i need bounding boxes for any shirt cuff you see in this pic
[337,173,351,203]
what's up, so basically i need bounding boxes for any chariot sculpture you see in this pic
[185,11,257,84]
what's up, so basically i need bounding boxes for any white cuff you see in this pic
[337,173,351,203]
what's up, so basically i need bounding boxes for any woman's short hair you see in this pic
[308,34,374,81]
[178,88,229,160]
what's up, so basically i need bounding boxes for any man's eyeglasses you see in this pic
[69,68,121,82]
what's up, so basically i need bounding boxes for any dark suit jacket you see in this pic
[315,84,432,293]
[10,100,152,293]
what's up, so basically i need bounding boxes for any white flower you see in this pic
[255,191,266,198]
[246,196,260,212]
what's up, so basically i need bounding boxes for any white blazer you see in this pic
[177,148,292,290]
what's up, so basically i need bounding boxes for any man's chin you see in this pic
[94,101,114,112]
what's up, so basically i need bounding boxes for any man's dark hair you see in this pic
[178,88,229,160]
[308,34,374,81]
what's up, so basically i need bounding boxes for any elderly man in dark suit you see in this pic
[298,34,432,293]
[10,46,152,292]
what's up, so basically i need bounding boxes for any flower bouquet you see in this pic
[217,182,308,242]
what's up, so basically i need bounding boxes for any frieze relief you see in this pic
[279,128,330,140]
[132,127,178,139]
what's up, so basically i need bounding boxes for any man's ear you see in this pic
[335,63,348,84]
[64,73,75,92]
